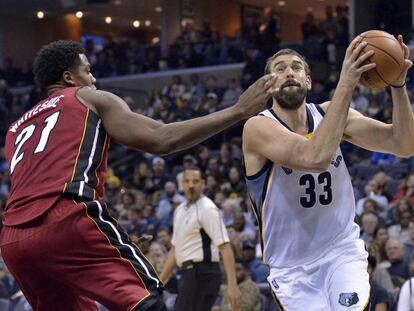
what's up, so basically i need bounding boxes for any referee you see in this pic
[160,167,242,311]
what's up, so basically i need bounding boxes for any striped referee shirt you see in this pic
[171,195,229,267]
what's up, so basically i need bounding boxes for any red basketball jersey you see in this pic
[4,87,109,225]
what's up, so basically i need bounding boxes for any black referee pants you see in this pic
[174,263,221,311]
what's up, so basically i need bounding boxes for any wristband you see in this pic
[390,82,406,88]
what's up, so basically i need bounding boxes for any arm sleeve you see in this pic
[199,203,230,247]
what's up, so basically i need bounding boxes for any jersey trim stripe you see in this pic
[269,106,314,133]
[84,200,161,289]
[80,119,101,197]
[315,104,326,117]
[261,164,275,261]
[94,134,108,190]
[70,109,89,181]
[270,290,286,311]
[65,110,106,200]
[245,160,272,180]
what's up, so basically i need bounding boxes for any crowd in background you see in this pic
[2,4,414,311]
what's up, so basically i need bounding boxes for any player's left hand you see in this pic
[393,35,413,86]
[227,283,242,311]
[131,234,153,250]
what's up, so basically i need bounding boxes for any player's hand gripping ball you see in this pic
[354,30,405,89]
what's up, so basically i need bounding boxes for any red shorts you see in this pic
[0,197,165,311]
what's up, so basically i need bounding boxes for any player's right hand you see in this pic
[338,38,376,89]
[235,73,277,118]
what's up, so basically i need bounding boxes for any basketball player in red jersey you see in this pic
[0,41,275,311]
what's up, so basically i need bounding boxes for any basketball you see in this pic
[355,30,405,89]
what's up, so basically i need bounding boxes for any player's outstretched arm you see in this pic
[77,74,276,155]
[244,39,376,172]
[334,35,414,157]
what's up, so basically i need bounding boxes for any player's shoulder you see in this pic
[243,110,284,138]
[76,87,116,114]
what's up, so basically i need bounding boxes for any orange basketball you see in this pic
[355,30,405,89]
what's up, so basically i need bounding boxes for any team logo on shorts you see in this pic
[271,278,279,290]
[339,292,359,307]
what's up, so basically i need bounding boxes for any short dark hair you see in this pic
[33,40,85,88]
[264,48,310,75]
[183,166,205,179]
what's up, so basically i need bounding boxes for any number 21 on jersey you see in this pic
[10,111,60,174]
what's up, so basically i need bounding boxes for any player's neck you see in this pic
[47,82,68,97]
[272,101,308,134]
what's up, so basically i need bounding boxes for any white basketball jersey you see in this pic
[245,104,360,269]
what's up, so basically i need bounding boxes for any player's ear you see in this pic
[62,70,76,86]
[306,74,312,91]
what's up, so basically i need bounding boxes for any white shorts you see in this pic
[267,238,370,311]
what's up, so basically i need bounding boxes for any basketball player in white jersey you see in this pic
[243,36,414,310]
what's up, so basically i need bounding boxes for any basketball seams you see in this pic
[359,47,389,86]
[366,42,403,72]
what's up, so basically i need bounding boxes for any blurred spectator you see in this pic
[360,212,379,247]
[220,79,242,109]
[196,145,209,172]
[156,227,173,251]
[0,79,13,114]
[163,75,186,100]
[301,12,319,42]
[147,242,168,274]
[1,58,19,86]
[307,82,329,105]
[205,174,219,198]
[368,255,395,311]
[319,6,337,37]
[403,221,414,264]
[397,253,414,310]
[370,225,390,268]
[388,199,413,228]
[156,181,185,220]
[259,6,280,57]
[233,212,256,241]
[151,157,172,191]
[388,209,412,244]
[242,44,266,89]
[241,240,269,283]
[131,162,154,193]
[226,224,243,260]
[385,239,410,288]
[218,261,262,311]
[356,179,389,216]
[351,86,369,115]
[391,175,414,208]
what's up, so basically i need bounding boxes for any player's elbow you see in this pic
[151,135,180,156]
[302,155,331,172]
[308,159,331,172]
[395,141,414,158]
[396,147,414,158]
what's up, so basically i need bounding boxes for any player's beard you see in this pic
[273,81,307,110]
